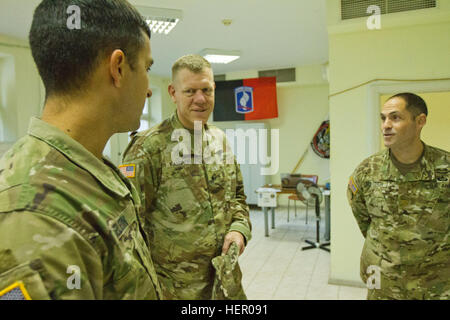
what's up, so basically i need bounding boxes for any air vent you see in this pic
[341,0,436,20]
[258,68,296,83]
[214,74,226,81]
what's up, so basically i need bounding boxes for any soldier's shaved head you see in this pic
[171,54,212,81]
[29,0,150,98]
[387,93,428,119]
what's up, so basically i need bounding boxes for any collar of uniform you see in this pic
[27,117,130,198]
[170,111,210,132]
[170,111,186,131]
[417,143,436,181]
[383,142,435,182]
[380,148,397,180]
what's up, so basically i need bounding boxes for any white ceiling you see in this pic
[0,0,329,78]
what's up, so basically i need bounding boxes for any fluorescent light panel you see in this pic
[146,18,179,35]
[200,49,241,64]
[203,54,240,64]
[135,5,182,35]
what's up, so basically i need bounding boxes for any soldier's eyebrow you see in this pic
[147,58,154,67]
[380,111,401,117]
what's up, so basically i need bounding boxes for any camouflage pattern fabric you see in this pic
[211,242,247,300]
[0,118,162,299]
[122,112,252,300]
[347,143,449,300]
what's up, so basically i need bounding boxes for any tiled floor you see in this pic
[239,206,367,300]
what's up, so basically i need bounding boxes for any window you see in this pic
[128,97,151,143]
[140,98,151,131]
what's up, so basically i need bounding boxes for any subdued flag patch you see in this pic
[0,281,32,300]
[348,176,358,195]
[118,164,136,178]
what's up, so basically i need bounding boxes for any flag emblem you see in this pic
[0,281,32,300]
[234,86,254,114]
[348,176,358,195]
[119,164,136,178]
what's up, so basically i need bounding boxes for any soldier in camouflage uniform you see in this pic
[348,93,449,300]
[0,0,162,299]
[122,55,252,300]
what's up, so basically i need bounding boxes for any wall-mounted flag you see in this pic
[214,77,278,121]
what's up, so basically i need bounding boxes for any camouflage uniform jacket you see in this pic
[122,112,252,300]
[347,143,449,300]
[0,118,162,300]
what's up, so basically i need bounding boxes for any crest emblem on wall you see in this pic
[234,86,254,114]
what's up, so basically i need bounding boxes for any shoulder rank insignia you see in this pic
[0,281,32,300]
[118,164,136,178]
[348,176,358,195]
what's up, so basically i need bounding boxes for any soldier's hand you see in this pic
[222,231,245,256]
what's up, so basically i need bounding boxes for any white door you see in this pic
[231,122,269,205]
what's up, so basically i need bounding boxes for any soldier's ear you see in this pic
[110,49,126,88]
[416,113,427,129]
[168,84,177,103]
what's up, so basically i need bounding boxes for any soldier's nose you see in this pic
[193,90,206,103]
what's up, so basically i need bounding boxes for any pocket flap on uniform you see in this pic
[0,185,35,213]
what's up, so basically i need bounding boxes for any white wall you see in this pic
[0,54,15,142]
[0,35,43,143]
